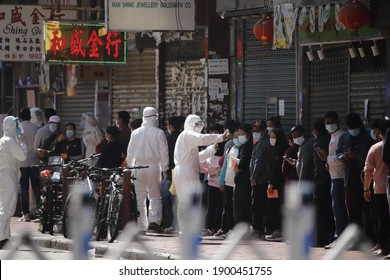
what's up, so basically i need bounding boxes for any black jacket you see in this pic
[234,137,253,186]
[313,134,331,186]
[249,134,270,185]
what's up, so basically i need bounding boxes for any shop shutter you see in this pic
[350,40,386,124]
[243,18,297,131]
[112,49,157,123]
[307,45,349,130]
[58,79,95,136]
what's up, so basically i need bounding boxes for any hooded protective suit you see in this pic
[30,107,44,128]
[173,115,225,232]
[81,112,103,158]
[126,107,169,231]
[0,116,27,241]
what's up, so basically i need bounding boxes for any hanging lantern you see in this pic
[253,15,274,43]
[338,0,370,30]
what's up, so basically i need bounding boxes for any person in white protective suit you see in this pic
[30,107,44,128]
[173,115,229,238]
[0,116,27,249]
[126,107,169,233]
[81,112,103,158]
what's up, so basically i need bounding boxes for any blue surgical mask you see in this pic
[238,135,248,145]
[253,132,262,143]
[16,126,23,136]
[370,129,377,141]
[325,124,338,133]
[66,130,75,138]
[233,138,242,147]
[49,123,58,133]
[348,128,360,137]
[267,127,274,135]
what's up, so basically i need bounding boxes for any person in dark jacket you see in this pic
[265,128,289,242]
[233,123,253,225]
[336,113,375,227]
[292,125,314,183]
[382,125,390,259]
[313,118,335,247]
[96,126,123,168]
[249,120,270,238]
[282,132,299,184]
[54,122,85,162]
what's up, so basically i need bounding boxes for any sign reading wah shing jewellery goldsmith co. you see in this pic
[108,0,195,31]
[43,21,126,64]
[0,5,76,61]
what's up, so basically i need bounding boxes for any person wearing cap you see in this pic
[18,108,41,222]
[0,116,27,249]
[249,120,270,238]
[38,115,62,163]
[126,107,169,233]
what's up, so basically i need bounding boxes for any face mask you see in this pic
[233,138,242,147]
[194,125,204,133]
[267,127,274,135]
[115,120,120,128]
[49,123,58,133]
[16,126,23,136]
[66,130,75,138]
[348,128,360,137]
[370,130,377,141]
[252,132,261,143]
[270,138,276,146]
[325,124,338,133]
[238,135,248,145]
[293,136,305,146]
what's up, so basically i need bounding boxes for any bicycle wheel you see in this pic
[107,192,123,243]
[62,193,73,238]
[95,195,109,241]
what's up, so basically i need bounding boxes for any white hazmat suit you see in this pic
[126,107,169,231]
[173,115,226,233]
[0,116,27,242]
[81,112,103,158]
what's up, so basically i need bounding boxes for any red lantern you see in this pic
[338,0,370,30]
[253,16,274,43]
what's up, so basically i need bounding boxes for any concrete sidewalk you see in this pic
[4,217,383,260]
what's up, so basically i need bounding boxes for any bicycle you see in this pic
[95,165,147,243]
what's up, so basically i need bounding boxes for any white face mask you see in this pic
[270,138,276,146]
[253,132,261,143]
[233,138,242,147]
[238,135,248,145]
[115,120,120,128]
[325,124,338,133]
[194,125,204,133]
[293,136,305,146]
[267,127,274,135]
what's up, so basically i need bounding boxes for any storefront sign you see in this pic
[38,0,77,5]
[44,21,126,64]
[0,5,76,61]
[108,0,195,31]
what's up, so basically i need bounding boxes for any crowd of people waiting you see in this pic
[1,106,390,260]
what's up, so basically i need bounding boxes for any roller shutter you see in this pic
[243,18,297,130]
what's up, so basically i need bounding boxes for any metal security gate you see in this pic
[243,18,297,130]
[59,80,95,135]
[307,45,349,130]
[112,49,157,123]
[350,40,386,124]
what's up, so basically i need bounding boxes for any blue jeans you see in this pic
[330,178,349,238]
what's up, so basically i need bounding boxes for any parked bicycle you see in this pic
[95,165,147,243]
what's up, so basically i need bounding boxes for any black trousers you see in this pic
[233,182,252,225]
[20,167,41,214]
[251,183,268,234]
[205,186,223,230]
[374,194,390,251]
[314,182,335,247]
[220,186,234,233]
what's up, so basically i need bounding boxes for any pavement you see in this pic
[2,217,387,260]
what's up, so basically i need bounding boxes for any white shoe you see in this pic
[19,214,31,222]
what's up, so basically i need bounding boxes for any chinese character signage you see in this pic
[0,5,76,62]
[44,21,126,64]
[108,0,195,31]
